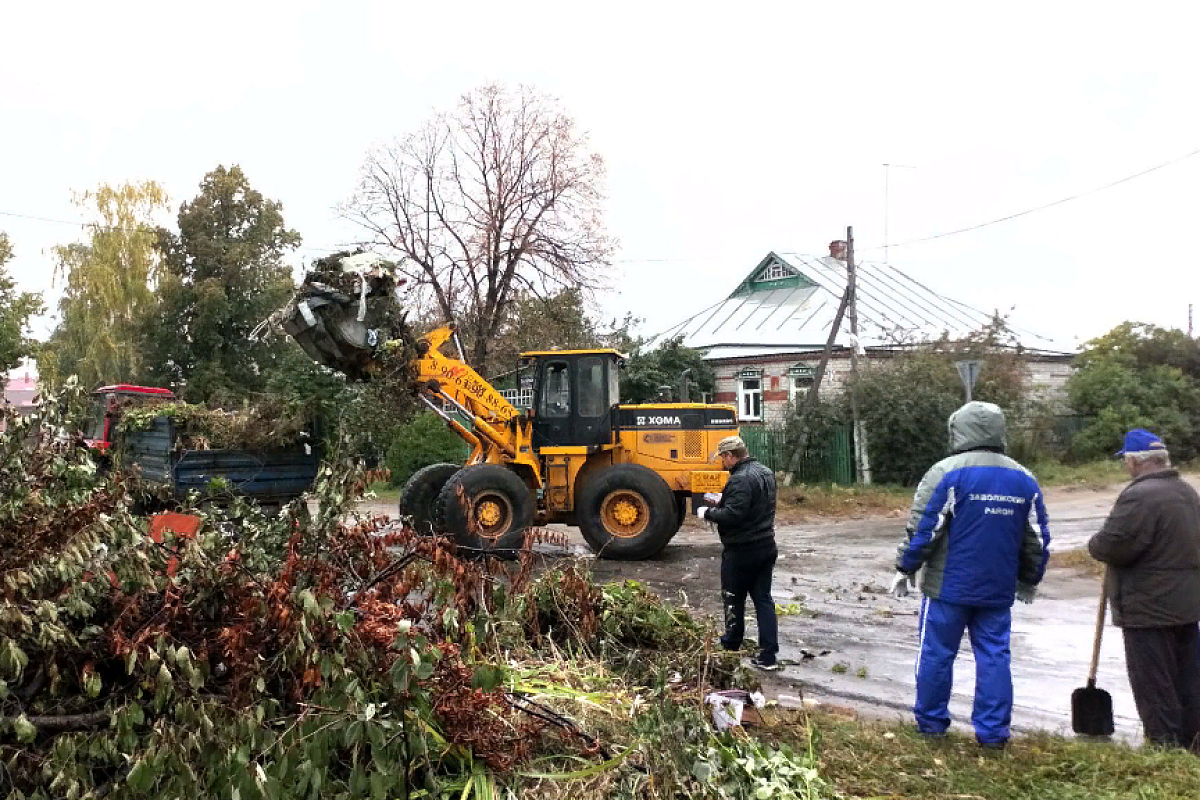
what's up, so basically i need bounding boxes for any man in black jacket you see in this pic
[1088,428,1200,750]
[697,435,780,671]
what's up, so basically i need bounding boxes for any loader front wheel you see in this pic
[435,465,533,555]
[399,463,460,535]
[577,464,676,560]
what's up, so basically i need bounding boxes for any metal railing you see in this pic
[499,388,534,408]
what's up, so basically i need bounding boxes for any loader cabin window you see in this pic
[540,362,571,418]
[578,357,605,417]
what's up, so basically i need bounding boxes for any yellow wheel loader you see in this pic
[275,255,738,560]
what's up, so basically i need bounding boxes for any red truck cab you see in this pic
[83,384,176,452]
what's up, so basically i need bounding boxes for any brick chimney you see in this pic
[828,240,848,261]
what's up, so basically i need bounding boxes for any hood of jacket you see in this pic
[948,401,1006,453]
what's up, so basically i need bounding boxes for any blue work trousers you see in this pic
[914,597,1012,745]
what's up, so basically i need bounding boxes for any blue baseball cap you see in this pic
[1115,428,1167,458]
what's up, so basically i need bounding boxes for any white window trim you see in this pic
[738,378,762,421]
[757,262,795,282]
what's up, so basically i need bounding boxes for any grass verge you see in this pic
[1031,459,1128,490]
[366,479,400,502]
[802,709,1200,800]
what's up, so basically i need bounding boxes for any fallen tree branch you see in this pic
[3,709,112,732]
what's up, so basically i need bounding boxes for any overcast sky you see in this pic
[3,0,1198,361]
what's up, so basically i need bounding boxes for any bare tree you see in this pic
[343,84,614,373]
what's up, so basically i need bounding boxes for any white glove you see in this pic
[1015,582,1036,604]
[696,507,709,520]
[890,572,916,598]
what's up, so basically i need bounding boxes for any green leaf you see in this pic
[127,757,154,794]
[12,713,36,743]
[469,665,505,693]
[299,590,320,616]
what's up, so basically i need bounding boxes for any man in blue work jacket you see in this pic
[891,401,1051,748]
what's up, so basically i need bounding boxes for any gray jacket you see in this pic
[1088,470,1200,628]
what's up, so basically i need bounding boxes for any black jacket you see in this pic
[1088,470,1200,628]
[706,457,776,551]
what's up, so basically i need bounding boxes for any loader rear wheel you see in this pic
[577,464,676,560]
[435,465,533,555]
[399,463,460,535]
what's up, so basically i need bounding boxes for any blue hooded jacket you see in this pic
[896,402,1051,607]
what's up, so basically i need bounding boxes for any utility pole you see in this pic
[1190,304,1194,338]
[784,252,852,478]
[882,163,915,264]
[847,227,872,484]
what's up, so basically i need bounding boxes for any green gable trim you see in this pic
[730,252,817,298]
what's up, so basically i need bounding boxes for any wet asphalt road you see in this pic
[361,476,1200,743]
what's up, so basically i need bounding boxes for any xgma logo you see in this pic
[636,415,682,426]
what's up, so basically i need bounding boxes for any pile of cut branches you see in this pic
[4,383,826,799]
[115,397,315,451]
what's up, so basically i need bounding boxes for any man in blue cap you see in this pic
[1088,429,1200,751]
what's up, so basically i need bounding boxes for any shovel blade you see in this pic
[1072,684,1114,736]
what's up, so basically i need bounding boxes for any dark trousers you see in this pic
[1122,623,1200,750]
[720,542,778,658]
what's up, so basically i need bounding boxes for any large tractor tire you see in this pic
[435,465,534,555]
[576,464,677,560]
[399,463,460,535]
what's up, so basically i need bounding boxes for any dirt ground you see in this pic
[359,475,1200,744]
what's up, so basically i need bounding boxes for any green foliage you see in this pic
[115,399,316,451]
[385,411,466,486]
[41,181,169,387]
[1066,322,1200,461]
[0,232,44,378]
[850,352,964,485]
[832,317,1033,485]
[621,336,715,404]
[140,165,302,404]
[781,400,849,482]
[689,733,830,800]
[489,288,605,377]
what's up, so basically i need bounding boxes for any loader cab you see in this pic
[521,349,624,450]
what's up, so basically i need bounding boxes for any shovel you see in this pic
[1072,568,1114,736]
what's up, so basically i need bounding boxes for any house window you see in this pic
[787,364,815,405]
[739,378,762,421]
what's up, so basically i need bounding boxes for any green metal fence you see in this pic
[739,423,855,484]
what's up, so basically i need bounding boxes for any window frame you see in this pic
[539,361,572,419]
[738,378,762,421]
[577,356,606,418]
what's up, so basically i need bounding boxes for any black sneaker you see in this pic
[719,639,741,652]
[750,656,780,672]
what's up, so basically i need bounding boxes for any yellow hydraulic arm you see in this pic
[407,326,542,485]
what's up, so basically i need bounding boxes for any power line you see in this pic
[878,145,1200,250]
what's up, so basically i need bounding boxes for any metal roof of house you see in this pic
[652,251,1070,358]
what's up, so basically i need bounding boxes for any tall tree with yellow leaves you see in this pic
[41,181,169,387]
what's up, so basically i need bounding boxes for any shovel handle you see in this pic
[1088,568,1109,684]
